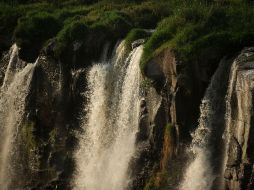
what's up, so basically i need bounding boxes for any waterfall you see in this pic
[74,43,143,190]
[180,59,231,190]
[2,44,23,88]
[0,45,37,189]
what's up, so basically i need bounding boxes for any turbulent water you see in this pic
[180,59,231,190]
[0,45,37,189]
[74,43,143,190]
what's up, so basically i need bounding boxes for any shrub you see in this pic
[14,12,61,61]
[54,21,89,58]
[92,11,132,38]
[0,4,23,35]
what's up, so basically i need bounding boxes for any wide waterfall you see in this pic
[180,59,231,190]
[74,42,143,190]
[0,44,37,189]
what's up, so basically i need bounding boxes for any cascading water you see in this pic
[180,59,231,190]
[0,45,37,189]
[74,43,143,190]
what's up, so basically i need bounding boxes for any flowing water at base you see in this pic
[74,45,143,190]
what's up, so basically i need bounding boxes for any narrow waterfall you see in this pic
[180,59,231,190]
[0,45,37,189]
[74,43,143,190]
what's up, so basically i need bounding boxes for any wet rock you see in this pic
[225,47,254,190]
[227,137,242,167]
[131,39,145,50]
[225,168,233,180]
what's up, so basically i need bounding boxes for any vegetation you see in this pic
[14,11,61,60]
[0,0,171,62]
[124,28,150,52]
[0,0,254,67]
[141,1,254,74]
[22,121,37,150]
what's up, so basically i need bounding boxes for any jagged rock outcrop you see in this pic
[134,45,235,189]
[224,47,254,190]
[133,47,209,189]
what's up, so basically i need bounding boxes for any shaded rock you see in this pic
[227,137,242,167]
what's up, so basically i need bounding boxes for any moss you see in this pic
[144,123,175,190]
[49,128,58,144]
[22,121,37,151]
[141,77,153,92]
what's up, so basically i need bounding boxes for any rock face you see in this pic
[225,48,254,190]
[23,47,87,189]
[3,39,254,190]
[131,47,214,189]
[0,42,88,189]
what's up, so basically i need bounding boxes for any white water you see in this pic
[2,44,22,88]
[180,60,229,190]
[0,45,37,189]
[74,44,143,190]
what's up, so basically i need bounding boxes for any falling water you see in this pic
[74,44,143,190]
[180,59,231,190]
[2,44,22,88]
[0,45,37,189]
